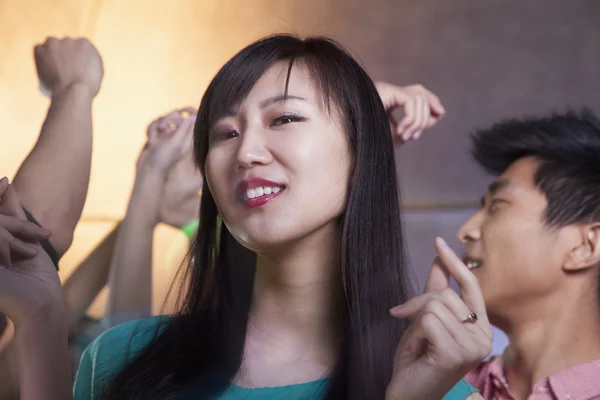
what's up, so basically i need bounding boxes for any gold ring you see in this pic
[462,312,478,324]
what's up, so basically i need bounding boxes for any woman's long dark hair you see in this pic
[100,35,413,400]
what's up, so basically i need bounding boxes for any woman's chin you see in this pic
[235,237,288,254]
[228,229,293,254]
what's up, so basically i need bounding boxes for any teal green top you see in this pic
[73,317,477,399]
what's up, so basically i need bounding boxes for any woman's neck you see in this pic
[239,224,344,387]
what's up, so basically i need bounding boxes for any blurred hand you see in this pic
[386,238,492,400]
[0,178,64,328]
[159,148,202,229]
[34,37,104,97]
[137,108,196,176]
[375,82,445,144]
[146,107,196,143]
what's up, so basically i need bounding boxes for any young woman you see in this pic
[71,34,492,399]
[0,35,491,400]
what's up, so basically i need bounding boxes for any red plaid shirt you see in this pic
[465,356,600,400]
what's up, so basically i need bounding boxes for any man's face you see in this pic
[457,157,570,325]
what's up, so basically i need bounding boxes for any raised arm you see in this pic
[12,37,103,258]
[158,128,202,231]
[105,109,195,327]
[61,223,120,335]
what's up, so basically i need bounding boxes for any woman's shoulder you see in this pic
[73,315,171,399]
[90,315,168,351]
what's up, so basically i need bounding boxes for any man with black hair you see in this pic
[350,82,600,399]
[462,110,600,399]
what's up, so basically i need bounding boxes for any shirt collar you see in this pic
[488,353,600,400]
[547,359,600,400]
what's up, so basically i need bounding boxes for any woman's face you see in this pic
[205,62,351,252]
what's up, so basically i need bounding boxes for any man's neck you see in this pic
[501,292,600,398]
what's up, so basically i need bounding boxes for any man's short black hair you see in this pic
[471,109,600,227]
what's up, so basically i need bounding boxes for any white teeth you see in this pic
[466,261,481,270]
[245,186,283,199]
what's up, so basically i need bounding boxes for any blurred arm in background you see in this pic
[104,108,201,327]
[12,37,103,258]
[0,36,103,400]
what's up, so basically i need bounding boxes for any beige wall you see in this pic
[0,0,350,318]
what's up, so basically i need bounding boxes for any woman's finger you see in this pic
[423,257,451,293]
[390,288,471,323]
[401,99,418,139]
[404,97,425,140]
[418,302,490,371]
[0,185,27,220]
[179,107,197,119]
[146,119,160,138]
[420,299,478,352]
[415,311,458,364]
[8,235,38,259]
[158,111,185,133]
[180,122,195,154]
[423,90,446,117]
[400,302,488,365]
[435,237,489,327]
[0,215,51,240]
[416,96,430,133]
[170,117,195,148]
[397,99,415,135]
[425,115,441,129]
[0,177,8,196]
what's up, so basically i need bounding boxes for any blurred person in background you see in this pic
[65,107,203,376]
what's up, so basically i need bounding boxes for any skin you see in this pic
[458,156,600,398]
[13,37,103,257]
[0,178,71,400]
[205,62,490,398]
[206,62,351,386]
[0,66,475,398]
[0,104,201,398]
[0,36,102,400]
[106,110,199,326]
[64,108,201,331]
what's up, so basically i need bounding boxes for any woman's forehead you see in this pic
[243,62,316,104]
[207,59,339,125]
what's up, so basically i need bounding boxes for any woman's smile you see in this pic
[236,177,286,208]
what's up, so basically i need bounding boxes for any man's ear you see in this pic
[564,224,600,271]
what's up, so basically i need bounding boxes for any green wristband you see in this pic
[181,218,200,241]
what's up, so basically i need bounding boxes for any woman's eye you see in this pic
[212,129,238,141]
[271,114,305,127]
